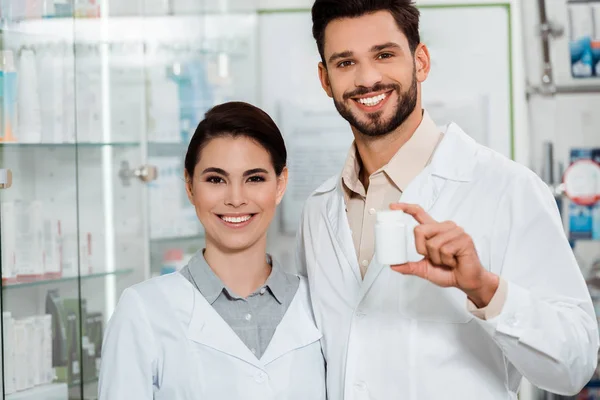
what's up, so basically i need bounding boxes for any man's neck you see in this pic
[353,107,424,189]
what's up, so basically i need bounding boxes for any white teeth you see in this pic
[221,215,252,223]
[357,93,387,106]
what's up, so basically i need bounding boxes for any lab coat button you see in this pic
[245,313,252,321]
[355,381,366,391]
[254,371,267,383]
[259,287,266,295]
[355,310,366,318]
[361,260,369,267]
[368,208,376,215]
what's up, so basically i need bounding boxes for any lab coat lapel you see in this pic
[324,182,362,286]
[186,288,261,368]
[359,171,446,299]
[260,283,322,365]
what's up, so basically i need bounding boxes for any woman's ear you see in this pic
[275,167,289,205]
[184,170,194,204]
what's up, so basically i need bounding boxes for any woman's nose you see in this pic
[224,183,248,207]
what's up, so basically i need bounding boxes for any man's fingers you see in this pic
[390,203,436,224]
[391,260,428,278]
[414,221,457,259]
[428,227,464,267]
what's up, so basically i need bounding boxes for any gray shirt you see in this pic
[180,251,300,359]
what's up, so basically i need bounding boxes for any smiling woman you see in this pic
[183,102,288,257]
[98,102,326,400]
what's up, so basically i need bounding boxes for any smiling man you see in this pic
[295,0,600,399]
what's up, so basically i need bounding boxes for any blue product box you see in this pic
[570,37,594,78]
[568,148,596,241]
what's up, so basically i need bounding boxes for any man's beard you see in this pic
[333,72,418,137]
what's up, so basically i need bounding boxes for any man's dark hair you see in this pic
[311,0,421,65]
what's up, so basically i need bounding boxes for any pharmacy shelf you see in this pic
[6,383,68,400]
[2,269,134,290]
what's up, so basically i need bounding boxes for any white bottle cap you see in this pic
[376,210,406,224]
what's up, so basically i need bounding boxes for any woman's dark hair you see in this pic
[312,0,421,65]
[185,102,287,181]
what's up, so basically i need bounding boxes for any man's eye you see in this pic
[338,60,354,68]
[378,53,394,59]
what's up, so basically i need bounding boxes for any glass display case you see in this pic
[0,1,258,399]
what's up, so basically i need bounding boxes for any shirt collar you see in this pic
[185,251,290,305]
[341,109,442,197]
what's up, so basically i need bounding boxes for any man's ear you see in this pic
[318,62,333,98]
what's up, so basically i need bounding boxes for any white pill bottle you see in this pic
[375,210,408,265]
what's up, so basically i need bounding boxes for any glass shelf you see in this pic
[150,234,204,242]
[0,142,141,148]
[6,382,68,400]
[2,269,134,290]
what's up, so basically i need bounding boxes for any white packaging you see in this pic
[13,319,29,391]
[3,312,16,394]
[375,210,408,265]
[43,219,62,276]
[37,47,66,143]
[40,314,54,384]
[61,233,79,277]
[31,317,44,386]
[1,201,16,280]
[17,49,42,143]
[14,201,44,277]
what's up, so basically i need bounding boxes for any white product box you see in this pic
[14,201,44,277]
[3,312,16,394]
[40,315,54,384]
[13,319,29,392]
[43,219,62,276]
[31,318,44,386]
[1,201,16,280]
[17,49,42,143]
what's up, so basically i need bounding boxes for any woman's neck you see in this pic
[203,237,271,298]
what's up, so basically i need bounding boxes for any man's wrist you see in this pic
[465,271,500,309]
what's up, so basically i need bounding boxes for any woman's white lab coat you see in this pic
[296,123,599,399]
[98,272,326,400]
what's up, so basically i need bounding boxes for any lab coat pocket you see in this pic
[395,273,473,324]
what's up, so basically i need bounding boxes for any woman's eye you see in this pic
[206,176,225,184]
[247,176,265,183]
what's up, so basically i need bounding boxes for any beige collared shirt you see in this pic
[341,110,506,319]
